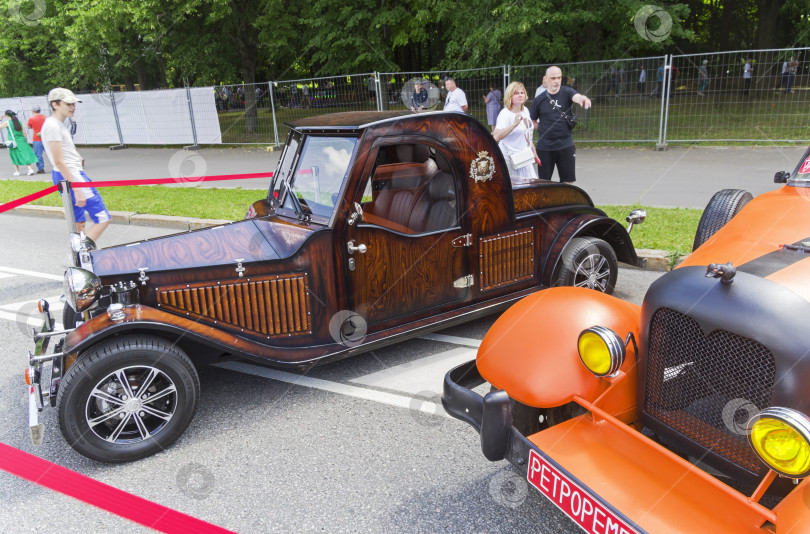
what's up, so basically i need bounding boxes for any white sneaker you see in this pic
[26,169,34,175]
[12,171,20,176]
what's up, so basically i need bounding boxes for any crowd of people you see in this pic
[438,66,591,184]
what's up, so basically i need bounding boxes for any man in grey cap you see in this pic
[26,104,46,173]
[41,87,110,242]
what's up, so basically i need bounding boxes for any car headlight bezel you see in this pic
[577,326,626,377]
[747,407,810,479]
[63,267,102,312]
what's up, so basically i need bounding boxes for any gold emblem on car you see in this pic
[470,151,495,183]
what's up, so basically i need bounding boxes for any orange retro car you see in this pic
[443,146,810,533]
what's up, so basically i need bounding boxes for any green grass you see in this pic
[2,179,701,254]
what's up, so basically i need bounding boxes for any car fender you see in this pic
[477,287,641,409]
[546,215,641,283]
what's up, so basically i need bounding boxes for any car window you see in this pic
[281,135,358,220]
[357,143,459,234]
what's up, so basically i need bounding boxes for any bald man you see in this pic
[529,66,591,183]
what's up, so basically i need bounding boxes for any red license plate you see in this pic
[527,449,642,534]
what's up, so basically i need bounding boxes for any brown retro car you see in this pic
[26,111,643,462]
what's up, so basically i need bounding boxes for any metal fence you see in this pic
[4,48,807,148]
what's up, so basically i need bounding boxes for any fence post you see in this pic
[375,72,383,111]
[656,55,670,151]
[108,89,127,150]
[59,180,77,234]
[505,65,510,90]
[268,81,279,146]
[183,84,201,150]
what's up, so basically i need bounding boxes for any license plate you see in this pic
[527,449,643,534]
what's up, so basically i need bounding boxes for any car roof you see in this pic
[285,111,465,131]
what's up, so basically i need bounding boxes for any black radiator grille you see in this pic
[644,308,776,475]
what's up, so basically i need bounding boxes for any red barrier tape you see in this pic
[0,171,275,215]
[0,185,58,212]
[0,442,235,533]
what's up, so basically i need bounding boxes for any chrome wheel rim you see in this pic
[574,253,610,292]
[85,365,178,444]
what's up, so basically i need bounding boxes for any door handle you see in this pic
[347,241,367,254]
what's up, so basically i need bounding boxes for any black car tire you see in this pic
[56,335,200,463]
[62,304,78,329]
[693,189,753,251]
[555,236,618,295]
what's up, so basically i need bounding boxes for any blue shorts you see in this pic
[51,170,111,224]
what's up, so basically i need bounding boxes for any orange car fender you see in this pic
[477,287,641,409]
[773,477,810,533]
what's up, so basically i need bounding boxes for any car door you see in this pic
[344,140,469,327]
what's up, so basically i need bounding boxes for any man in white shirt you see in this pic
[443,77,467,113]
[41,87,110,242]
[534,75,548,98]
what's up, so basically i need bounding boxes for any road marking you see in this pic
[0,295,64,312]
[0,266,63,281]
[0,272,15,280]
[214,361,451,418]
[350,346,476,396]
[418,333,481,348]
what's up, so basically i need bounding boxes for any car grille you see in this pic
[643,308,776,476]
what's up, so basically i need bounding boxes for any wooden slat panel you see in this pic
[156,274,311,337]
[479,229,535,292]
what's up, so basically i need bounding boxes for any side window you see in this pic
[358,143,458,234]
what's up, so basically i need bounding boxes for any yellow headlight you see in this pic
[747,407,810,478]
[578,326,625,377]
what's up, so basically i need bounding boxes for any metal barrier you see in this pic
[3,48,806,148]
[664,49,809,144]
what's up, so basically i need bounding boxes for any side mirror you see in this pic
[774,171,789,184]
[348,202,364,225]
[625,209,646,234]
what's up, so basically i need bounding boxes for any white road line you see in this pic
[0,295,64,312]
[0,308,64,331]
[350,346,476,396]
[418,333,481,348]
[214,361,451,419]
[0,272,15,280]
[0,266,63,281]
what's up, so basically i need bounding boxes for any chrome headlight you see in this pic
[69,232,97,253]
[577,326,626,377]
[63,267,102,312]
[747,407,810,478]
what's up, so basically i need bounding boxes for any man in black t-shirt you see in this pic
[529,66,592,182]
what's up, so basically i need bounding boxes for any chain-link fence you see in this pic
[4,48,807,149]
[664,49,810,144]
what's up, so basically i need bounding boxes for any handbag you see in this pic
[3,123,15,149]
[509,146,535,169]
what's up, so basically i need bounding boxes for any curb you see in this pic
[9,205,674,272]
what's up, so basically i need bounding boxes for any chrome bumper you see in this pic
[26,300,70,446]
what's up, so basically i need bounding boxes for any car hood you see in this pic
[91,217,321,277]
[679,186,810,303]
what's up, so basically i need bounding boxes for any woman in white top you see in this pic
[493,81,539,181]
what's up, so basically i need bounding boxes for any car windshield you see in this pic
[279,135,358,221]
[789,146,810,184]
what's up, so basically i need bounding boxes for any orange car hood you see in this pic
[680,186,810,303]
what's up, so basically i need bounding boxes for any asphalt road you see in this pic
[4,144,806,209]
[0,214,662,533]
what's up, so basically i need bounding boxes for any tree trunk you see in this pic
[232,1,259,134]
[756,0,781,49]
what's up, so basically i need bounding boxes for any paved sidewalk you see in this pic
[2,145,805,208]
